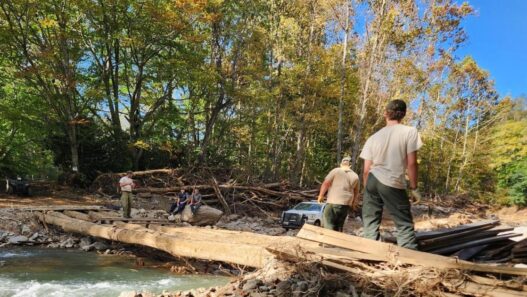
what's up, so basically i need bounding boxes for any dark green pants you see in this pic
[323,203,349,232]
[121,191,133,218]
[362,174,418,250]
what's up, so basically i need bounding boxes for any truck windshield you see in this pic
[293,203,321,211]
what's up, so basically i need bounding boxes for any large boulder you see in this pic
[174,205,223,226]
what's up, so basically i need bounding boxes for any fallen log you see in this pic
[211,177,231,215]
[37,211,272,268]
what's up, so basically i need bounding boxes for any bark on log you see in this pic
[37,211,271,268]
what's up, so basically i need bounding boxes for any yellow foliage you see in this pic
[40,18,58,29]
[131,140,151,150]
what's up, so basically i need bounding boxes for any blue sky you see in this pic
[457,0,527,98]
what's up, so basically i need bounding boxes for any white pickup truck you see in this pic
[280,201,326,230]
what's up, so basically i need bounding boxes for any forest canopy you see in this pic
[0,0,525,205]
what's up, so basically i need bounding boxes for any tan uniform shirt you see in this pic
[325,167,359,205]
[119,176,133,192]
[360,124,423,189]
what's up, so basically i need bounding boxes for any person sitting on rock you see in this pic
[169,188,189,214]
[189,188,202,215]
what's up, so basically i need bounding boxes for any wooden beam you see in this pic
[419,226,512,248]
[415,220,500,240]
[3,205,107,211]
[297,224,527,276]
[429,233,521,255]
[63,210,91,221]
[97,217,171,223]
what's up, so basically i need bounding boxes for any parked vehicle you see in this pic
[280,201,326,230]
[5,177,31,196]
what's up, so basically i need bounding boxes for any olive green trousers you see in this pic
[323,203,350,232]
[362,174,418,250]
[121,191,133,218]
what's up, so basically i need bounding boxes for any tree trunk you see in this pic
[337,1,351,164]
[67,124,80,172]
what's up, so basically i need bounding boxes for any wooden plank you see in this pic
[476,240,517,260]
[63,210,91,221]
[4,205,107,211]
[451,245,488,260]
[421,230,506,252]
[96,217,171,223]
[415,220,500,240]
[419,226,513,248]
[297,224,527,276]
[429,233,521,255]
[88,210,119,221]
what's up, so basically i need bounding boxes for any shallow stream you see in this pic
[0,247,230,297]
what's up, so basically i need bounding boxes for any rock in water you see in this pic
[8,235,28,245]
[92,241,110,251]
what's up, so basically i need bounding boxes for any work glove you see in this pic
[409,188,422,204]
[317,195,324,204]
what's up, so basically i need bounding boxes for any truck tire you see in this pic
[314,220,321,226]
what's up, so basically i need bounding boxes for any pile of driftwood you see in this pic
[90,169,318,215]
[386,220,527,263]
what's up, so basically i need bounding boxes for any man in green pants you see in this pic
[317,156,360,232]
[360,99,423,249]
[119,171,135,218]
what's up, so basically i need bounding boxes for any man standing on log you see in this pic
[317,156,360,232]
[359,99,423,250]
[119,171,135,218]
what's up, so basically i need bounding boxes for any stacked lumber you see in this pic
[385,220,527,263]
[272,224,527,297]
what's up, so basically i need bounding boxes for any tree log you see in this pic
[211,177,231,215]
[37,211,271,268]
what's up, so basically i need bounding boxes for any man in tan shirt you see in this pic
[119,171,135,218]
[359,99,422,249]
[317,156,360,231]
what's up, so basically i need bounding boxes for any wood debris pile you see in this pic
[90,169,317,215]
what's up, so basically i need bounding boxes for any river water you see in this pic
[0,248,230,297]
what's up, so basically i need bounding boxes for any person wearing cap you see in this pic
[119,171,135,218]
[317,157,360,232]
[359,99,423,249]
